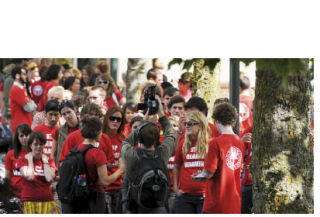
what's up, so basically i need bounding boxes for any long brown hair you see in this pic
[102,106,125,136]
[95,73,117,98]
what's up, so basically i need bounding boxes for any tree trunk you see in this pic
[191,59,220,121]
[251,63,314,213]
[125,58,152,103]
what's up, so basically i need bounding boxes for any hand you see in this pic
[178,115,186,134]
[241,133,252,143]
[174,188,184,197]
[155,95,165,117]
[25,153,33,161]
[42,155,49,164]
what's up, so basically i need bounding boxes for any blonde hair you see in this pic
[182,111,211,158]
[48,86,64,98]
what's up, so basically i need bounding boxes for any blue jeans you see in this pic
[173,193,204,214]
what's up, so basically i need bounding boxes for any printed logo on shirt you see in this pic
[226,146,242,170]
[167,156,175,169]
[239,103,250,122]
[34,165,45,176]
[33,85,43,96]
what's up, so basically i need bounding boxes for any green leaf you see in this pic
[168,58,183,69]
[203,58,220,72]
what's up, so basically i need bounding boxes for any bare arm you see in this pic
[98,158,125,186]
[20,153,34,181]
[42,155,55,182]
[173,163,184,196]
[5,169,11,180]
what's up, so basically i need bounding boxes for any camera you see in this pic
[137,85,159,115]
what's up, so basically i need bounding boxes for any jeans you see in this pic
[137,206,167,214]
[173,193,204,214]
[241,184,253,214]
[105,190,121,213]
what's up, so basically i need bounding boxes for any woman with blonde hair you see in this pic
[95,73,126,109]
[172,110,211,214]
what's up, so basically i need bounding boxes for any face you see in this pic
[185,118,200,137]
[169,102,185,117]
[156,74,163,85]
[108,111,122,131]
[82,69,90,83]
[88,90,104,107]
[18,131,29,148]
[169,120,179,132]
[48,92,63,103]
[61,107,77,127]
[19,69,28,83]
[71,78,81,94]
[58,68,63,81]
[125,108,134,123]
[46,111,60,127]
[97,79,109,90]
[163,95,173,107]
[131,121,141,131]
[30,139,44,158]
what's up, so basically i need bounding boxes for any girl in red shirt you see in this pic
[102,106,126,213]
[173,111,211,213]
[5,124,32,198]
[17,131,59,214]
[122,103,136,137]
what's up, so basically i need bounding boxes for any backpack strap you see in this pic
[79,144,95,153]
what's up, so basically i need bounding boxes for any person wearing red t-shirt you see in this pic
[30,66,48,106]
[162,87,179,115]
[173,111,211,214]
[5,124,32,198]
[9,67,37,134]
[88,86,107,115]
[17,131,59,214]
[65,116,125,213]
[122,103,136,137]
[38,64,63,112]
[95,74,126,110]
[102,106,126,213]
[196,102,245,214]
[33,100,60,159]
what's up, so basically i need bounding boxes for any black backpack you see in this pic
[129,147,170,210]
[57,144,94,204]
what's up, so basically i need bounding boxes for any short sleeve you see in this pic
[204,140,220,174]
[114,89,123,100]
[94,149,108,168]
[5,151,13,170]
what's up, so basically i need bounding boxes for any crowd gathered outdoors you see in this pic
[0,58,258,214]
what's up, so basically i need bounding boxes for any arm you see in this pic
[5,169,11,180]
[20,153,35,181]
[42,155,55,182]
[98,161,125,186]
[173,163,184,196]
[23,100,37,113]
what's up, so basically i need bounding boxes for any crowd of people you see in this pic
[0,58,255,214]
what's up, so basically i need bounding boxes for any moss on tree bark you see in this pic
[251,65,314,213]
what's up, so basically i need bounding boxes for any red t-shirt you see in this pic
[33,124,58,159]
[5,150,29,198]
[203,134,245,214]
[78,143,108,192]
[241,127,252,186]
[239,95,254,138]
[209,122,220,138]
[174,137,207,196]
[38,81,57,111]
[167,155,175,190]
[17,157,56,202]
[9,82,33,134]
[105,133,124,191]
[123,123,131,137]
[59,129,114,164]
[30,80,47,106]
[104,89,123,110]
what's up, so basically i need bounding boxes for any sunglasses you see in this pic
[109,116,122,122]
[184,121,199,127]
[98,80,109,85]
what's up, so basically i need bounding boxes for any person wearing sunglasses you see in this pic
[172,110,211,214]
[95,74,126,110]
[102,106,126,214]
